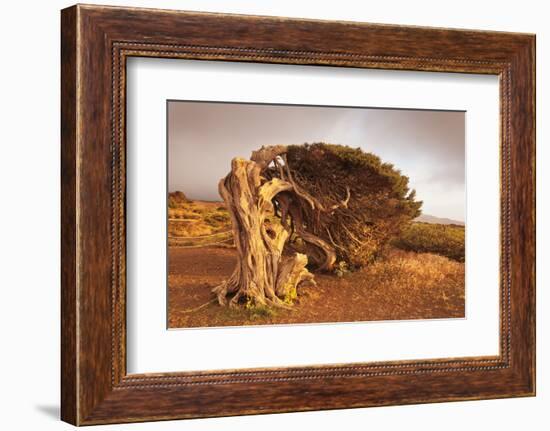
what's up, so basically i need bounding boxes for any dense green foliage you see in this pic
[285,143,422,268]
[393,222,465,262]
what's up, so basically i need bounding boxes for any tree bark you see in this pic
[212,157,315,307]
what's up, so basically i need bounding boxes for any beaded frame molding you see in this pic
[61,4,535,425]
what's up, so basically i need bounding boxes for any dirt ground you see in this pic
[167,246,465,328]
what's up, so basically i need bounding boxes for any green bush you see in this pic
[393,222,465,262]
[285,143,422,268]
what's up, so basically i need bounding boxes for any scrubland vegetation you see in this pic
[167,191,465,327]
[168,192,232,247]
[392,222,465,262]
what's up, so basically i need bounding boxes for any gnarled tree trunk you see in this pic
[213,145,355,307]
[212,157,315,307]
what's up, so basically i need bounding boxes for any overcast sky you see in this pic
[168,101,465,222]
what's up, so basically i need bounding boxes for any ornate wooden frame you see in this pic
[61,4,535,425]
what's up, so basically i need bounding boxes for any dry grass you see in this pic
[168,247,465,328]
[364,248,464,295]
[168,193,232,245]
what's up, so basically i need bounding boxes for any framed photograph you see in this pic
[61,4,535,425]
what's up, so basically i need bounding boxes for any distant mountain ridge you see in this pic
[415,214,465,226]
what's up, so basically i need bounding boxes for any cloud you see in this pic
[168,101,465,221]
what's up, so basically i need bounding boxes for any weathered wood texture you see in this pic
[61,4,535,425]
[213,154,316,308]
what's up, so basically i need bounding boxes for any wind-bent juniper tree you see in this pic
[213,143,422,307]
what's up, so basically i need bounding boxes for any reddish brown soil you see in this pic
[168,247,465,328]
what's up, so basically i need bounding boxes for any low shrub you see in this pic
[392,222,465,262]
